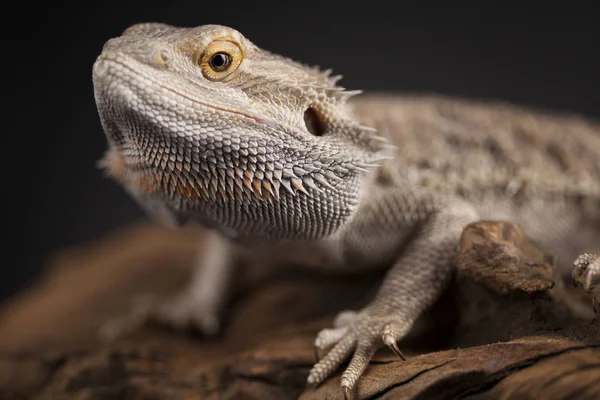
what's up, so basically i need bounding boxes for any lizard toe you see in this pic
[313,309,359,360]
[573,253,600,313]
[307,333,356,386]
[314,326,349,361]
[340,340,377,396]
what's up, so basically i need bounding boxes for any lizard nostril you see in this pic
[304,106,326,136]
[153,48,172,68]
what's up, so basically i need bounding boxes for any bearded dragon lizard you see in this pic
[92,23,600,398]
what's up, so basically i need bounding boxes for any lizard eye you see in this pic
[198,40,243,81]
[209,52,232,71]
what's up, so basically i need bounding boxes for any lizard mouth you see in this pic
[94,56,281,130]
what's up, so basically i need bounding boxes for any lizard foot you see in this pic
[98,294,156,342]
[573,253,600,313]
[151,287,221,335]
[308,308,410,398]
[98,288,222,343]
[99,233,231,342]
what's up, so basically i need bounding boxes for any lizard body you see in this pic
[92,23,600,397]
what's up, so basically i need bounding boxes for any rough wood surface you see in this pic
[1,222,598,399]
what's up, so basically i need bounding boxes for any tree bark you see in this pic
[1,221,598,399]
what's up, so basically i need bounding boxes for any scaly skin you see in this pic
[92,23,600,398]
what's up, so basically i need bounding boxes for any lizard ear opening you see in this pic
[304,106,326,136]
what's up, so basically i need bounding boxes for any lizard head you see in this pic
[93,23,391,240]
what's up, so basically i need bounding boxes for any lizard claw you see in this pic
[342,383,350,400]
[572,253,600,313]
[382,325,407,361]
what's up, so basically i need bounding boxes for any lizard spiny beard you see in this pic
[99,103,382,241]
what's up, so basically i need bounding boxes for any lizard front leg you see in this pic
[96,182,236,340]
[308,194,478,397]
[152,230,232,334]
[99,230,234,341]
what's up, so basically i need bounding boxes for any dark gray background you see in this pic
[5,3,600,300]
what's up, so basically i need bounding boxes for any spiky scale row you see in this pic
[149,128,389,205]
[143,144,387,206]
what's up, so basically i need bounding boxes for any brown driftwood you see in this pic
[1,221,598,399]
